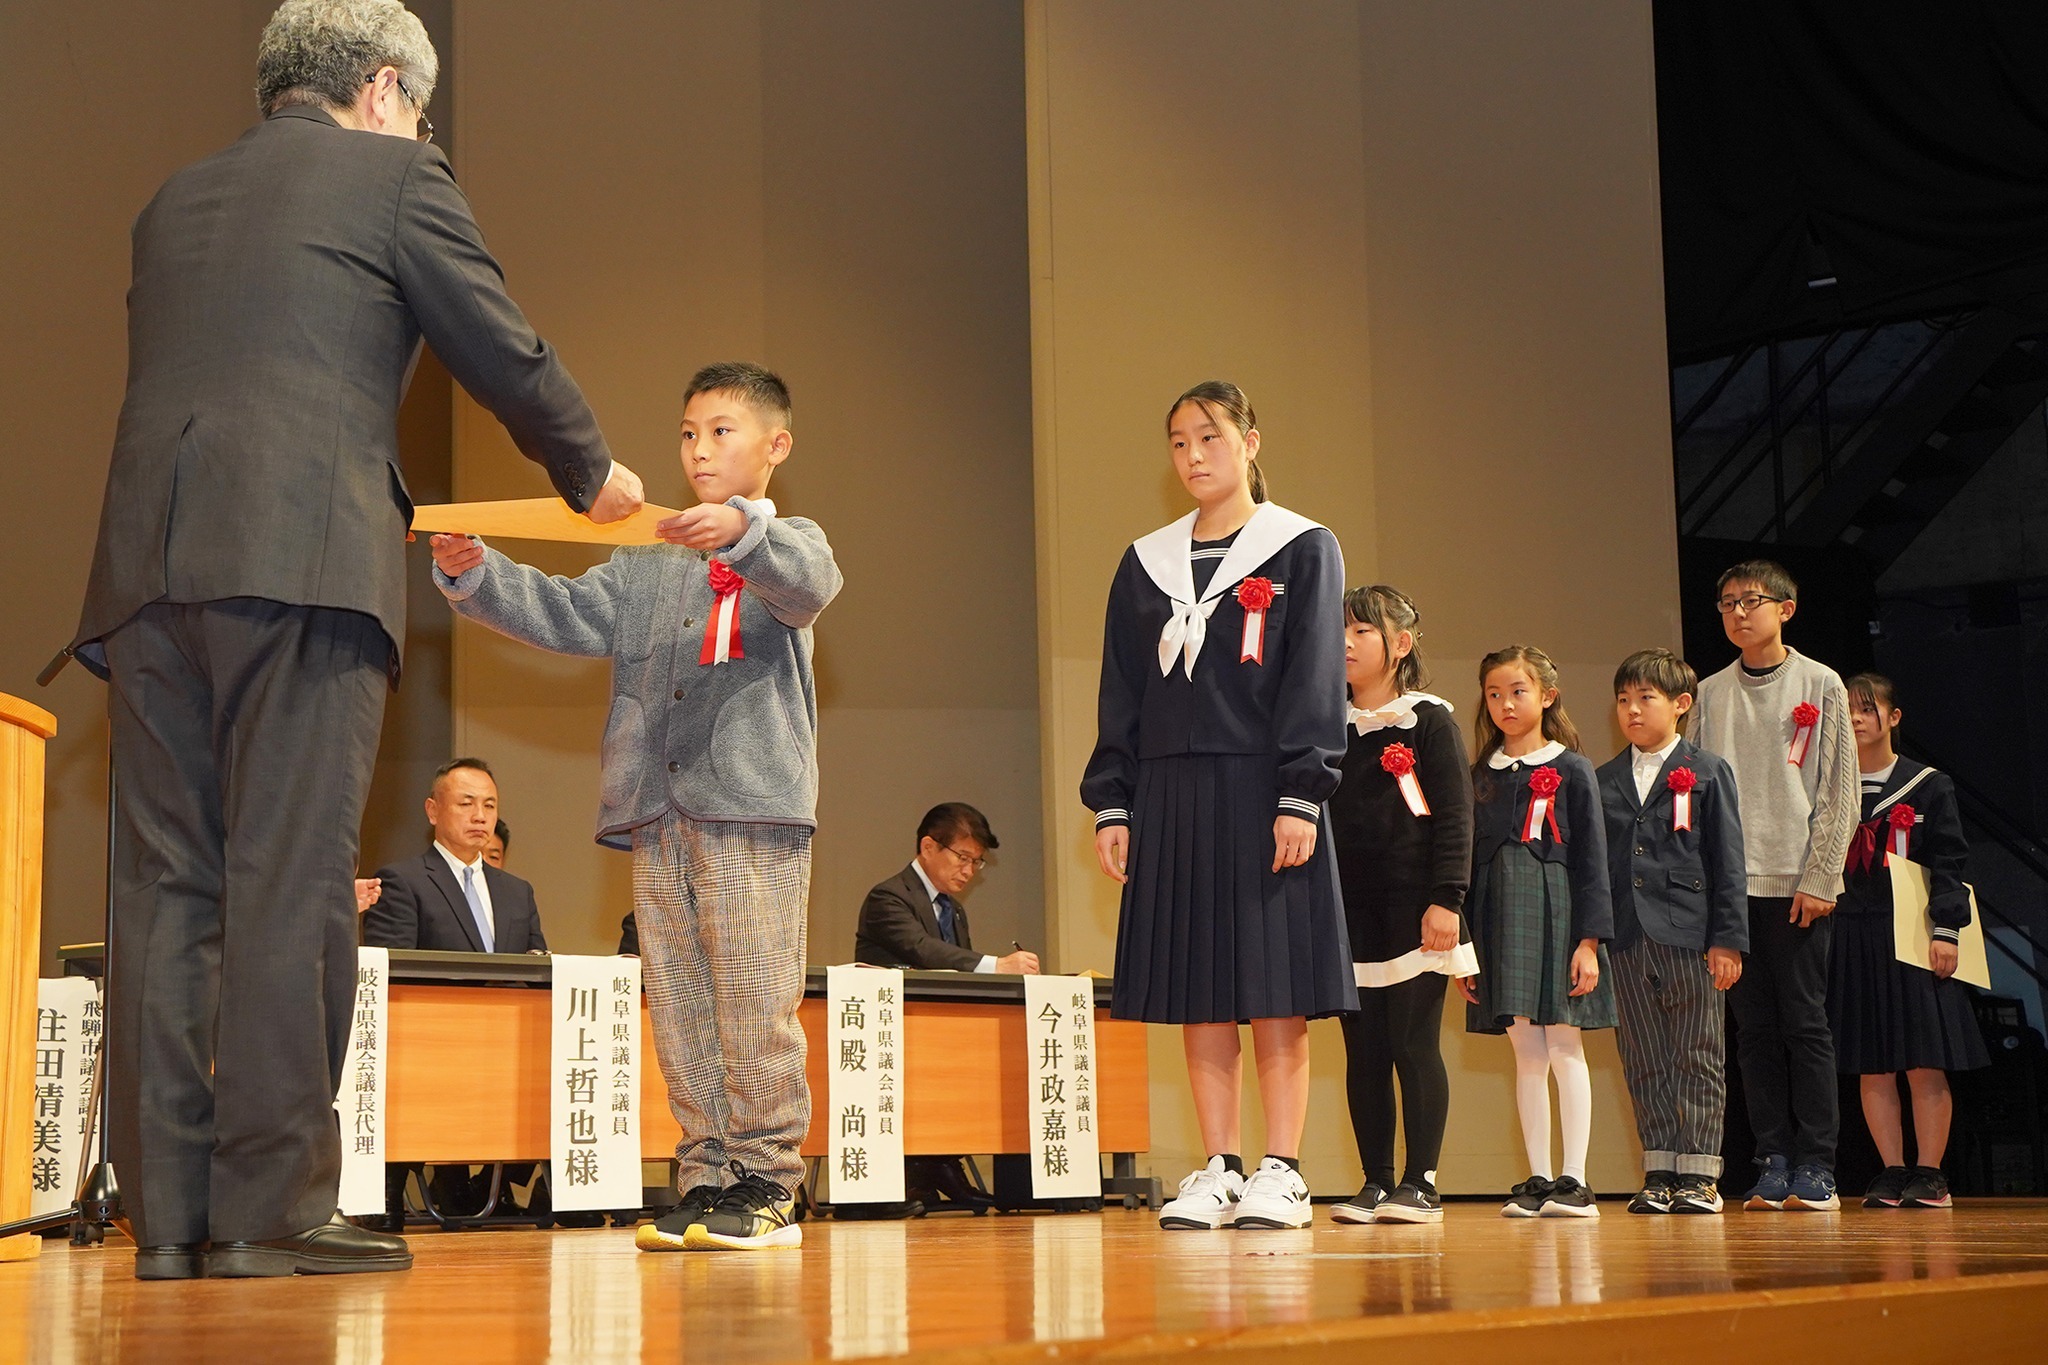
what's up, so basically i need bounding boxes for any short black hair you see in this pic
[1613,648,1698,703]
[1846,671,1899,713]
[431,756,494,794]
[493,818,511,849]
[916,802,998,852]
[683,361,792,428]
[1715,558,1798,602]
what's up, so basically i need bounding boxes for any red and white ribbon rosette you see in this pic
[700,560,746,665]
[1667,766,1697,831]
[1887,803,1916,861]
[1787,701,1820,766]
[1236,577,1275,664]
[1522,765,1564,843]
[1381,742,1430,816]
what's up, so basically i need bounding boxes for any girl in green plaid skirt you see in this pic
[1466,646,1616,1217]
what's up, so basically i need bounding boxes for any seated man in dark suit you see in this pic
[363,757,548,1224]
[848,804,1036,1219]
[363,758,546,955]
[856,803,1039,975]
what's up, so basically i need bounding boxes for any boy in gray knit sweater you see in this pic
[430,363,841,1252]
[1689,560,1859,1212]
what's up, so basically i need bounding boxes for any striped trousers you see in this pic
[633,812,812,1190]
[1611,935,1728,1177]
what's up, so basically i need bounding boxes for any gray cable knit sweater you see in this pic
[435,495,842,846]
[1689,648,1859,901]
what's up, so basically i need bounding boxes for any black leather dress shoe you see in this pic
[209,1213,413,1278]
[134,1244,208,1280]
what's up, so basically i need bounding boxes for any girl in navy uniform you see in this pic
[1465,645,1615,1218]
[1830,673,1987,1209]
[1083,381,1353,1232]
[1327,586,1474,1226]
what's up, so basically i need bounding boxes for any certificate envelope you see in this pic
[410,498,685,546]
[1888,854,1992,991]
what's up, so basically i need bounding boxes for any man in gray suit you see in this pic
[64,0,643,1279]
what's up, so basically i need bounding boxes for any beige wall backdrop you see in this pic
[448,0,1042,964]
[1028,0,1680,1195]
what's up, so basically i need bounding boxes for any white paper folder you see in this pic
[1888,854,1992,991]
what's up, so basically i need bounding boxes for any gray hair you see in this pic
[255,0,437,116]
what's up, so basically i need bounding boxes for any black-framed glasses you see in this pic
[939,844,987,872]
[366,72,434,142]
[1715,592,1786,615]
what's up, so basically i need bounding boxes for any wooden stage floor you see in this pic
[6,1202,2048,1363]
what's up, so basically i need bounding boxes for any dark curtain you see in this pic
[1657,1,2048,363]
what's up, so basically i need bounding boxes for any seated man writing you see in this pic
[855,803,1038,974]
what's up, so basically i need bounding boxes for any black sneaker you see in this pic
[1329,1180,1389,1225]
[1668,1174,1724,1215]
[685,1162,805,1250]
[1540,1176,1599,1218]
[1627,1170,1678,1215]
[633,1182,725,1253]
[1375,1180,1442,1224]
[1899,1167,1952,1209]
[1862,1166,1913,1209]
[1502,1175,1552,1218]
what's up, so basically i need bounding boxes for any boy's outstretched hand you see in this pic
[658,503,748,551]
[430,533,485,577]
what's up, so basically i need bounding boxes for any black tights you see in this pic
[1340,973,1451,1188]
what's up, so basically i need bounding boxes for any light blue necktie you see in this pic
[461,863,495,953]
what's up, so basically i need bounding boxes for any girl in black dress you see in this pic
[1327,586,1473,1226]
[1082,381,1353,1232]
[1831,673,1988,1209]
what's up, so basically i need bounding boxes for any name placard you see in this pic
[551,955,643,1212]
[1024,976,1101,1200]
[336,946,389,1216]
[826,965,906,1204]
[29,978,99,1217]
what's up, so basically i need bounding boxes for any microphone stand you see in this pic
[0,648,123,1245]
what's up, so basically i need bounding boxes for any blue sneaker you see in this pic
[1742,1155,1790,1210]
[1785,1164,1840,1211]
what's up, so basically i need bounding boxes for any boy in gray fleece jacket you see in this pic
[430,363,841,1252]
[1689,560,1859,1212]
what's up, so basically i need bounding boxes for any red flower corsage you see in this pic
[1235,577,1276,664]
[1888,803,1916,832]
[708,560,744,596]
[700,561,746,665]
[1383,741,1429,815]
[1522,765,1562,842]
[1380,743,1417,776]
[1788,701,1821,766]
[1667,766,1697,830]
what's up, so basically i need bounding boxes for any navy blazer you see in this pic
[1470,747,1613,942]
[362,850,548,954]
[1595,738,1748,955]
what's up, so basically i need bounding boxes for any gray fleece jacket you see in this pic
[435,495,842,847]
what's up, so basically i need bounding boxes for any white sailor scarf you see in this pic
[1130,503,1322,678]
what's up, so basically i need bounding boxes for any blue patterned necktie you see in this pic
[462,863,495,953]
[935,893,959,946]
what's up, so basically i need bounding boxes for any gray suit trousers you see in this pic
[104,598,387,1245]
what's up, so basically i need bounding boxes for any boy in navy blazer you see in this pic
[1597,650,1747,1215]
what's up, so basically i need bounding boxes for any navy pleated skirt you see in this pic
[1111,754,1358,1025]
[1828,910,1989,1074]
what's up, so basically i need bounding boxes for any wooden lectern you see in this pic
[0,693,56,1263]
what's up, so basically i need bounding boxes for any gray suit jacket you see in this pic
[437,496,841,845]
[855,864,981,972]
[71,104,612,680]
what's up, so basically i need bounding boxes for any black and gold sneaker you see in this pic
[684,1163,804,1251]
[633,1182,724,1253]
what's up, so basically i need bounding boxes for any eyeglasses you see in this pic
[366,72,434,142]
[938,844,987,872]
[1715,592,1786,614]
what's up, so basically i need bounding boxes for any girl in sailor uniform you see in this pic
[1465,644,1615,1219]
[1830,673,1987,1210]
[1082,380,1353,1233]
[1327,586,1473,1227]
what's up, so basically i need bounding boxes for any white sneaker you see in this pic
[1232,1157,1312,1230]
[1159,1157,1247,1230]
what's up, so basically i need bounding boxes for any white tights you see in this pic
[1506,1020,1591,1182]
